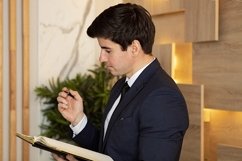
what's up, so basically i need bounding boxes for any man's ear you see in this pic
[131,40,141,55]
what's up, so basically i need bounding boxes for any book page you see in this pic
[16,133,35,145]
[16,133,113,161]
[39,136,113,161]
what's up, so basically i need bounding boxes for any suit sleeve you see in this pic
[72,121,100,151]
[138,87,189,161]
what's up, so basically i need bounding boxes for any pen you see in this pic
[65,90,74,98]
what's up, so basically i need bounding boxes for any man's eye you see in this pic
[106,50,111,54]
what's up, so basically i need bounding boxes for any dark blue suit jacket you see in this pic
[73,59,189,161]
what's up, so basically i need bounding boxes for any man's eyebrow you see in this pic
[101,46,111,50]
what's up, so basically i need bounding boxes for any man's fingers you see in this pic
[51,153,68,161]
[66,154,79,161]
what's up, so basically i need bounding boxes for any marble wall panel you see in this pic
[39,0,98,84]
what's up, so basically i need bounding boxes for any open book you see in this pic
[16,132,113,161]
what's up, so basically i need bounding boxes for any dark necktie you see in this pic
[120,82,130,101]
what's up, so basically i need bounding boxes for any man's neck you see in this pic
[126,54,155,78]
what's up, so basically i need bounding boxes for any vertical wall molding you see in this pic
[9,0,17,161]
[0,0,3,160]
[22,0,29,160]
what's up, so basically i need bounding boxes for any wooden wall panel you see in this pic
[124,0,186,44]
[153,12,185,44]
[9,0,17,161]
[123,0,184,15]
[217,144,242,161]
[178,84,204,161]
[193,0,242,111]
[22,0,29,160]
[124,0,218,42]
[148,0,184,15]
[0,0,3,160]
[184,0,219,42]
[153,44,172,75]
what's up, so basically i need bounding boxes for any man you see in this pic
[54,3,189,161]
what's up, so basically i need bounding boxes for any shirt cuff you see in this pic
[69,114,88,137]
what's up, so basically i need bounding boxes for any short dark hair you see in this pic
[87,3,155,54]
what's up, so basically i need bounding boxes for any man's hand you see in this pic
[57,87,85,126]
[52,153,79,161]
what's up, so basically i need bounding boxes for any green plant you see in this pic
[35,63,113,141]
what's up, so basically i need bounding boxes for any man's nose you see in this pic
[99,52,107,62]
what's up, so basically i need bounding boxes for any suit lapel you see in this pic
[102,81,144,150]
[99,78,126,152]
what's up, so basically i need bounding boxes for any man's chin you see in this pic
[107,67,114,73]
[107,68,122,76]
[109,70,119,77]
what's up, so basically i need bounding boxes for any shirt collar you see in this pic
[125,58,155,87]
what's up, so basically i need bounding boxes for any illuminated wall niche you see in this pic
[153,43,192,84]
[204,109,242,161]
[172,43,192,84]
